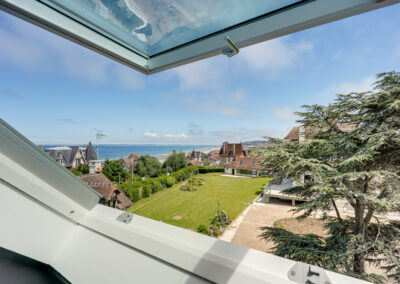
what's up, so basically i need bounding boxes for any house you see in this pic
[45,146,86,169]
[79,173,132,210]
[224,156,266,177]
[82,141,98,162]
[219,141,247,166]
[187,150,204,162]
[82,142,103,173]
[207,154,220,166]
[119,153,139,172]
[187,150,205,166]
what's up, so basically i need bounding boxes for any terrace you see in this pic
[1,1,399,283]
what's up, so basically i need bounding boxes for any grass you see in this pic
[128,173,271,230]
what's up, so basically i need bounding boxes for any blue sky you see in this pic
[1,4,400,145]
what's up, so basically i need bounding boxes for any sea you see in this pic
[42,144,218,160]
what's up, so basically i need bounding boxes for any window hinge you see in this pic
[288,262,331,284]
[222,36,239,57]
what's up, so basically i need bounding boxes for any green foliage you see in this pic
[102,159,129,183]
[256,71,400,281]
[209,209,230,237]
[161,175,175,187]
[135,155,161,177]
[76,164,89,174]
[120,183,141,202]
[70,169,81,176]
[142,185,150,198]
[163,150,187,172]
[198,166,224,173]
[150,179,161,193]
[197,224,209,235]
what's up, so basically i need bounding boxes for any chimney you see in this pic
[39,145,44,151]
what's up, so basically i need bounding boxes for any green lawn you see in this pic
[128,173,271,229]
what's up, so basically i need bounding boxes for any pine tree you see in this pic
[256,71,400,282]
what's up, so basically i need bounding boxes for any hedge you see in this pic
[119,183,142,203]
[120,166,224,205]
[198,166,224,173]
[142,185,150,198]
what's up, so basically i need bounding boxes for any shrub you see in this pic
[197,225,209,235]
[76,164,89,174]
[163,176,175,187]
[71,169,81,176]
[150,179,161,193]
[120,183,142,202]
[142,185,150,198]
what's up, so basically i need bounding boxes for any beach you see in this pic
[155,147,219,163]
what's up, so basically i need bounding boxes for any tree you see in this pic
[134,155,161,177]
[76,164,89,174]
[102,159,129,183]
[162,150,187,172]
[256,72,400,282]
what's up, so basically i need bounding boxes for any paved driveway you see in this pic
[220,199,297,252]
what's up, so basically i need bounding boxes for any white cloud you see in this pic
[164,133,188,139]
[209,127,284,141]
[319,76,375,99]
[173,58,226,90]
[0,13,144,88]
[187,123,204,135]
[144,132,159,138]
[238,38,313,74]
[271,106,298,121]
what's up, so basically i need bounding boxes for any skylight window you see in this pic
[2,0,398,73]
[42,0,303,57]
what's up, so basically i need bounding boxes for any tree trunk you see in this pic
[354,252,366,274]
[353,199,366,274]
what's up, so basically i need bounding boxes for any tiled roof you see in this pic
[120,153,139,171]
[284,122,355,142]
[225,156,265,170]
[208,155,220,160]
[187,150,201,159]
[79,173,132,210]
[284,127,300,141]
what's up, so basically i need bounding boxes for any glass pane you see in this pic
[45,0,303,56]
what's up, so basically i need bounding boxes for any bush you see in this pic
[142,185,150,198]
[120,183,142,202]
[76,164,89,174]
[198,166,224,173]
[162,176,175,187]
[197,225,209,235]
[71,169,81,176]
[150,179,161,193]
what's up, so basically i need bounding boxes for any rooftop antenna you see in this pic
[96,130,106,159]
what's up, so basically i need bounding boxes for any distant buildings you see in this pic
[187,150,205,166]
[119,153,139,172]
[219,141,266,177]
[219,141,246,166]
[45,146,86,169]
[79,173,132,210]
[44,141,101,172]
